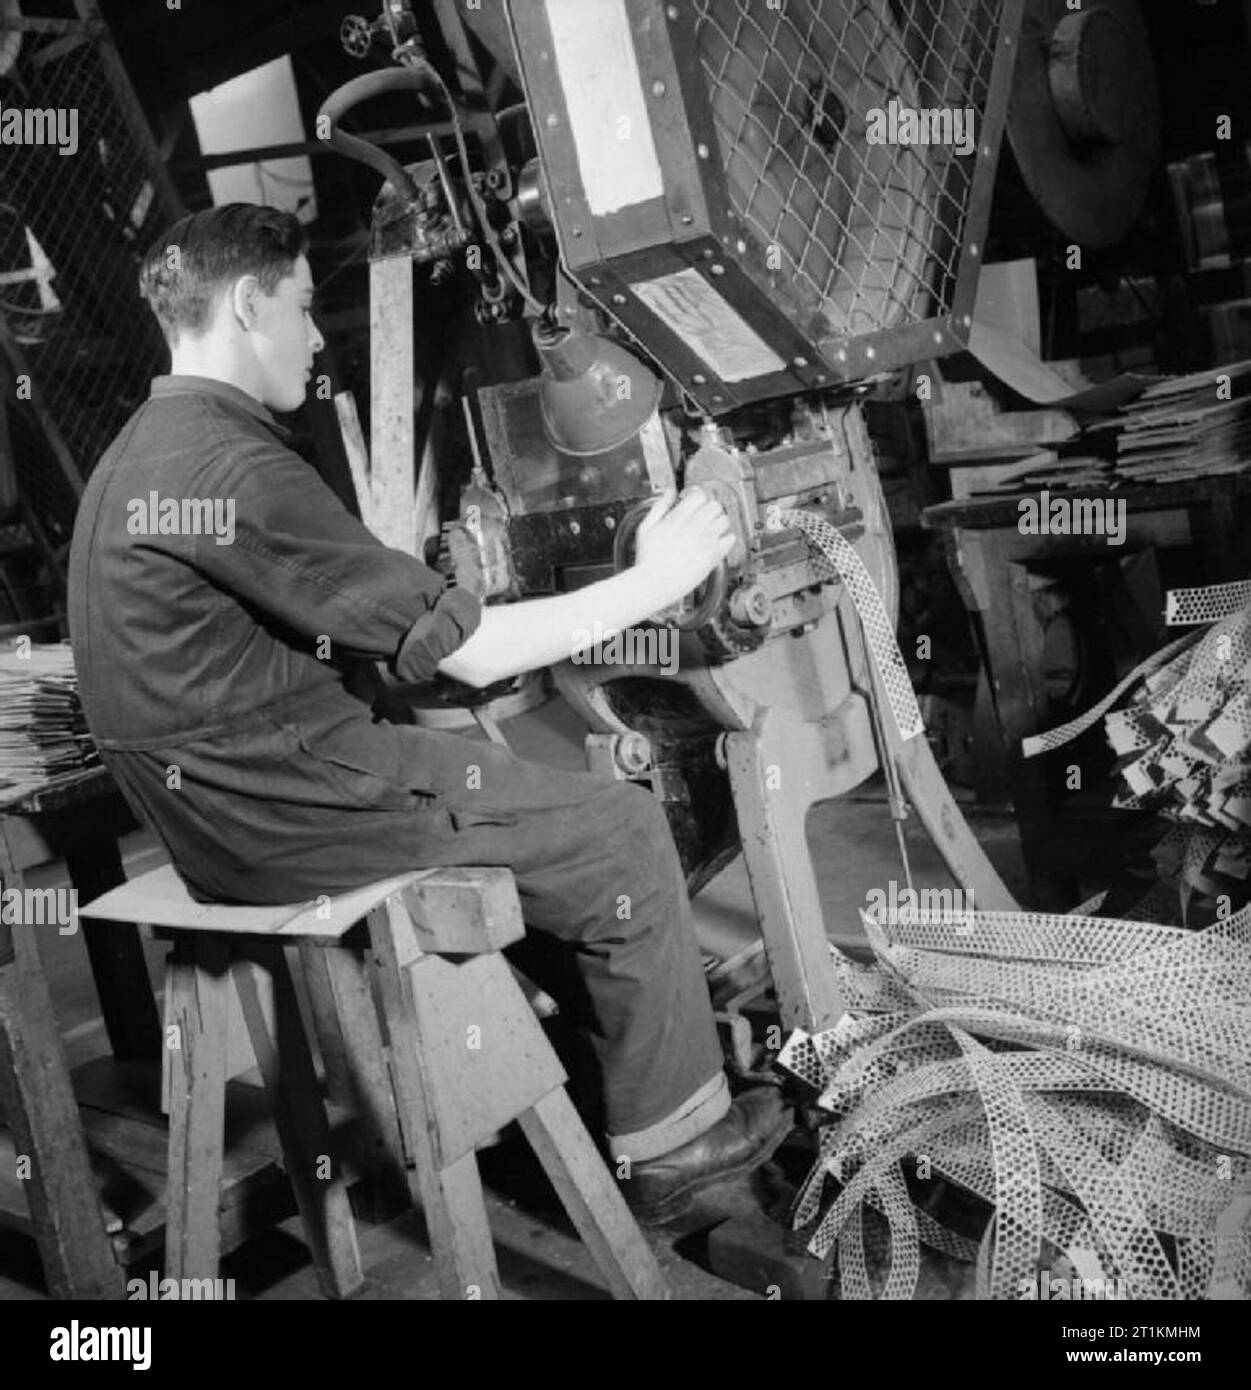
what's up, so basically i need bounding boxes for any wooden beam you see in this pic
[369,255,416,555]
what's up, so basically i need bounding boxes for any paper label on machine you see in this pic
[631,269,786,382]
[545,0,664,216]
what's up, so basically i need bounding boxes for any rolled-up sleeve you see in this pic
[394,583,482,682]
[183,431,482,677]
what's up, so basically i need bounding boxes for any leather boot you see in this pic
[621,1086,793,1226]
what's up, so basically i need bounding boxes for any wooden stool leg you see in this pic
[298,940,409,1214]
[0,929,124,1298]
[165,936,229,1282]
[366,903,500,1300]
[518,1089,669,1300]
[233,945,363,1299]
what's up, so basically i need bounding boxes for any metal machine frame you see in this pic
[508,0,1025,412]
[344,0,1022,1035]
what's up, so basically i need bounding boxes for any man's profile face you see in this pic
[249,253,324,413]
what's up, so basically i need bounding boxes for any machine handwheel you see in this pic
[612,496,728,631]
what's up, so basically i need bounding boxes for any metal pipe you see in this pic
[316,68,440,202]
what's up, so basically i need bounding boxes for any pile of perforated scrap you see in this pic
[1025,579,1251,927]
[777,898,1251,1301]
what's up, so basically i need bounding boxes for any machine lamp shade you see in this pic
[533,321,663,456]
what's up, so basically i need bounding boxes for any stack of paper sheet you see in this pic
[0,641,99,804]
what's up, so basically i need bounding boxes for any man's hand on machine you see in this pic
[436,488,733,689]
[631,487,735,612]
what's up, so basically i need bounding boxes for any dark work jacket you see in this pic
[67,374,486,903]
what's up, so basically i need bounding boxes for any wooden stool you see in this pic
[82,865,668,1301]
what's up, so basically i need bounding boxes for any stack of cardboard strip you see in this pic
[1092,359,1251,484]
[0,641,100,804]
[985,360,1251,491]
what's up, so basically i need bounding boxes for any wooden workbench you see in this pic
[0,764,158,1295]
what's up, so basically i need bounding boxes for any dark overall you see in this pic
[67,375,727,1158]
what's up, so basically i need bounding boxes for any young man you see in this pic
[68,204,791,1225]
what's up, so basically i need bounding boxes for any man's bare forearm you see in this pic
[436,566,673,687]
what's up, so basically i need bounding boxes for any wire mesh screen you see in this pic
[0,5,179,536]
[695,0,1005,339]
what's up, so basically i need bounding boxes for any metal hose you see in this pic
[316,68,433,202]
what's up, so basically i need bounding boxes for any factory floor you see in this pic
[0,693,1030,1301]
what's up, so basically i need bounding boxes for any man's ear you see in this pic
[229,273,262,331]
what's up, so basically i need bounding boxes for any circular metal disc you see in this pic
[1007,0,1160,248]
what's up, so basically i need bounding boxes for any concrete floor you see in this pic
[0,691,1029,1301]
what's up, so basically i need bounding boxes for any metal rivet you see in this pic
[588,276,601,286]
[572,226,583,237]
[697,143,710,159]
[934,331,943,344]
[793,356,808,368]
[569,520,581,536]
[652,81,666,98]
[866,347,876,360]
[612,293,627,305]
[969,243,979,258]
[836,349,847,363]
[711,263,725,275]
[962,314,972,328]
[605,515,616,529]
[692,373,707,385]
[666,4,678,17]
[736,239,746,253]
[982,145,991,158]
[546,113,558,128]
[711,394,724,404]
[681,214,693,225]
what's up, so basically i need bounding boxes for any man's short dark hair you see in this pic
[138,203,307,343]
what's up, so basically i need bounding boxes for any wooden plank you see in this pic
[369,255,417,554]
[517,1088,668,1300]
[366,902,499,1299]
[404,951,565,1168]
[82,862,417,939]
[233,946,363,1298]
[398,868,527,956]
[164,937,230,1281]
[0,924,123,1298]
[300,942,410,1216]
